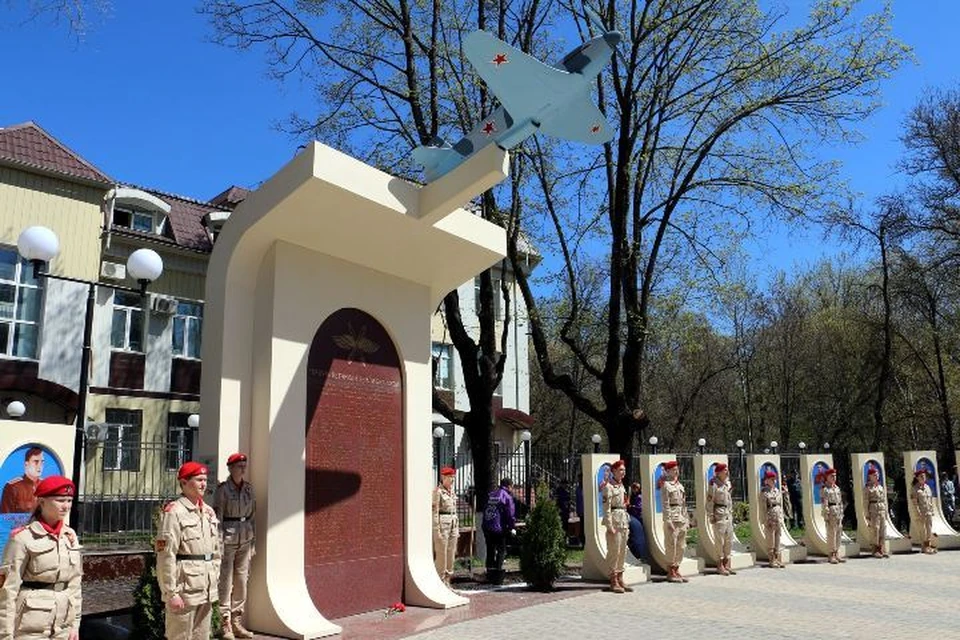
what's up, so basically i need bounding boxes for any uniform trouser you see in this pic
[219,540,253,621]
[765,519,781,558]
[868,507,887,548]
[483,529,506,579]
[165,601,212,640]
[605,527,627,575]
[663,519,687,567]
[825,514,842,554]
[712,517,733,559]
[918,513,934,546]
[15,591,75,639]
[433,514,458,576]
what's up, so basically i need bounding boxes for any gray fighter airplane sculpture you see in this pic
[413,20,621,181]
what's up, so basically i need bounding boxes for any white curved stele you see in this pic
[903,450,960,550]
[746,454,807,564]
[799,454,860,559]
[850,452,912,555]
[638,454,704,577]
[694,454,754,570]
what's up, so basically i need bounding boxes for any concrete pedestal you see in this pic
[799,454,861,559]
[694,454,755,571]
[746,454,807,564]
[904,451,960,550]
[580,454,650,586]
[850,453,912,555]
[638,454,704,578]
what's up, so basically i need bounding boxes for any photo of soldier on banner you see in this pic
[0,443,65,558]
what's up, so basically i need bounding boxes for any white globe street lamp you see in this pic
[17,226,60,264]
[188,414,200,429]
[5,400,25,419]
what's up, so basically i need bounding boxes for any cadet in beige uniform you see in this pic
[601,460,632,594]
[214,453,255,639]
[820,468,845,564]
[761,470,785,568]
[157,461,221,640]
[660,460,688,583]
[863,465,889,558]
[707,462,736,576]
[432,466,459,585]
[911,468,937,554]
[0,476,81,640]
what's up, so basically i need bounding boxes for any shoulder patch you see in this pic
[163,501,176,513]
[9,526,25,538]
[155,538,167,552]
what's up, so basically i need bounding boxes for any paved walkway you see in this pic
[402,551,959,639]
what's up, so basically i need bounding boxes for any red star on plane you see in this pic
[482,121,497,135]
[590,124,602,134]
[492,53,508,67]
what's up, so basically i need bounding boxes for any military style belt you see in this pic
[827,501,840,506]
[611,506,625,510]
[176,553,214,561]
[22,581,67,591]
[439,511,456,515]
[869,500,883,504]
[223,516,249,522]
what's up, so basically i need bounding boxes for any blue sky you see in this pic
[1,1,958,281]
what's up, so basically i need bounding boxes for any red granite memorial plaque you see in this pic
[304,308,404,619]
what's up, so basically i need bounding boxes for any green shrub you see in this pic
[732,501,750,524]
[520,483,567,591]
[131,505,223,639]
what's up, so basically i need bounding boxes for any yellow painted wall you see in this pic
[148,267,205,301]
[83,393,199,496]
[0,166,105,280]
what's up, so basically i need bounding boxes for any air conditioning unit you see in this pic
[84,423,111,443]
[150,295,179,315]
[100,261,126,281]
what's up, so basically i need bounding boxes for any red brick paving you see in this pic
[251,582,602,640]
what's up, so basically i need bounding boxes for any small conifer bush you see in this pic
[519,483,567,591]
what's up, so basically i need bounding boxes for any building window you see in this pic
[166,412,194,470]
[432,342,453,390]
[0,248,42,359]
[114,207,154,233]
[474,276,502,318]
[111,291,144,352]
[103,408,142,472]
[172,301,203,359]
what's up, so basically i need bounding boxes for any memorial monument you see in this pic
[746,454,807,564]
[694,454,754,572]
[638,454,704,578]
[850,453,911,555]
[799,454,860,560]
[903,450,960,550]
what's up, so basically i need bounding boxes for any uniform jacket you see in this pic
[660,480,686,524]
[0,476,38,514]
[432,486,458,528]
[602,482,630,531]
[820,485,843,520]
[911,483,935,516]
[156,496,221,606]
[0,521,82,640]
[761,486,783,523]
[863,483,887,517]
[213,480,255,546]
[707,479,733,522]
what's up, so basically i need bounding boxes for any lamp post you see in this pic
[648,435,659,455]
[736,439,746,499]
[697,437,706,455]
[823,442,831,454]
[798,441,806,454]
[770,440,779,455]
[18,226,163,530]
[591,433,602,454]
[432,426,445,484]
[5,400,25,419]
[520,429,532,508]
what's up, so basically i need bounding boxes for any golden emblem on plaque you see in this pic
[333,323,380,362]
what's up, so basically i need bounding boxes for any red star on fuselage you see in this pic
[590,124,602,134]
[482,121,497,135]
[492,53,508,67]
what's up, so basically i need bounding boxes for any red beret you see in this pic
[662,460,678,470]
[914,468,928,477]
[440,466,456,476]
[178,461,208,481]
[867,466,880,475]
[611,460,625,471]
[764,470,778,479]
[824,467,837,476]
[714,463,728,472]
[226,453,248,466]
[35,475,75,498]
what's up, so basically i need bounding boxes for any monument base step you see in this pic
[622,564,650,585]
[701,551,756,571]
[857,535,913,555]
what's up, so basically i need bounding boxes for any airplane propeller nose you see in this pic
[604,32,622,48]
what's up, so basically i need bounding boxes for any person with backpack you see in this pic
[482,478,516,585]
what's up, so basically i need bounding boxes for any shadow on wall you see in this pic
[305,469,362,514]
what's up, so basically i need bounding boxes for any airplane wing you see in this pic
[539,88,614,145]
[464,30,571,119]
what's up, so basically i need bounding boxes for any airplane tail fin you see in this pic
[412,141,459,182]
